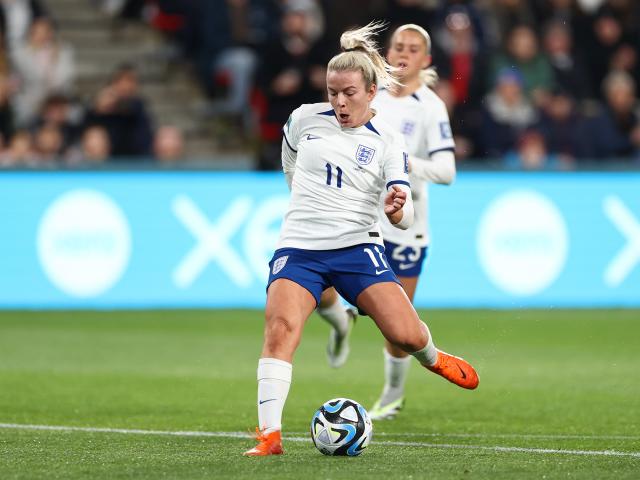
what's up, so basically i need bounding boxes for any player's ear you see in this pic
[422,54,432,70]
[367,82,377,102]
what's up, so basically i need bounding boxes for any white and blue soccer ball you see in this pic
[310,398,373,456]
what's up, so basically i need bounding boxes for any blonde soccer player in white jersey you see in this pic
[244,22,478,457]
[317,24,459,421]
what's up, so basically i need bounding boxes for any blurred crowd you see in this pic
[2,0,640,170]
[135,0,640,170]
[0,0,185,169]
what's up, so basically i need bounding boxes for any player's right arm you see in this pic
[281,106,303,190]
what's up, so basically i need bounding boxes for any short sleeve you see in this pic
[283,106,303,153]
[282,106,304,178]
[383,131,411,190]
[425,99,455,156]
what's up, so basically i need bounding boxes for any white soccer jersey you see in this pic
[278,102,411,250]
[372,85,455,247]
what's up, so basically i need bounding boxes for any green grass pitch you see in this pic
[0,309,639,479]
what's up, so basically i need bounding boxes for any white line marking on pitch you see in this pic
[0,423,251,439]
[291,431,640,441]
[1,423,639,458]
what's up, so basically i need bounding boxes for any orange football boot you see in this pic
[425,350,479,390]
[243,428,284,456]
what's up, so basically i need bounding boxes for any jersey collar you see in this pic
[317,108,380,136]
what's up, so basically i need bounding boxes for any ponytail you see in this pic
[328,21,401,91]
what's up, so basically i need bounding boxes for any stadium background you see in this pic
[1,1,639,479]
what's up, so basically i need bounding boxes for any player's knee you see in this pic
[264,313,299,344]
[388,329,428,353]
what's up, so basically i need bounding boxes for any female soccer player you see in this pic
[244,23,477,457]
[318,24,458,421]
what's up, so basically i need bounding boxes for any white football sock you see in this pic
[378,348,411,406]
[409,322,438,367]
[317,297,349,336]
[257,358,292,433]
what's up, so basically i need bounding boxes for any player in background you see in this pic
[317,24,457,421]
[244,22,477,457]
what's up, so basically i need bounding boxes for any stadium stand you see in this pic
[0,0,638,169]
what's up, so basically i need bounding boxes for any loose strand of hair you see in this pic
[336,21,402,91]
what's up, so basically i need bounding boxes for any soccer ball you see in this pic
[310,398,373,456]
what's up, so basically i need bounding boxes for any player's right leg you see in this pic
[318,288,357,368]
[244,278,317,456]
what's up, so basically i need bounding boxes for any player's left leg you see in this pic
[318,288,357,368]
[356,282,479,390]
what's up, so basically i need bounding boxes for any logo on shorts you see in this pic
[398,263,416,270]
[272,255,289,275]
[356,144,376,165]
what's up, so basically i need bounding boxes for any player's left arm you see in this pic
[383,133,414,230]
[409,100,456,185]
[408,150,456,185]
[384,185,412,228]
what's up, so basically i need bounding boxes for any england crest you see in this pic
[272,255,289,275]
[401,120,415,136]
[356,144,376,165]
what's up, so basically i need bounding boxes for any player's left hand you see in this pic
[384,186,406,216]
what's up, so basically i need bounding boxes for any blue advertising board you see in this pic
[0,171,638,308]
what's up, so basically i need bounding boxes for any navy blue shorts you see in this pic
[383,240,428,278]
[267,243,400,307]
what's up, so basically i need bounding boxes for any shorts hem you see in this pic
[351,279,402,316]
[347,277,402,307]
[266,276,320,308]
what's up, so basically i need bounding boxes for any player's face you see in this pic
[326,69,376,128]
[387,30,430,81]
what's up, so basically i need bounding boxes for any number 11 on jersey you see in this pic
[325,163,343,188]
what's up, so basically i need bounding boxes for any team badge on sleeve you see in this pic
[356,144,376,165]
[272,255,289,274]
[439,122,453,140]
